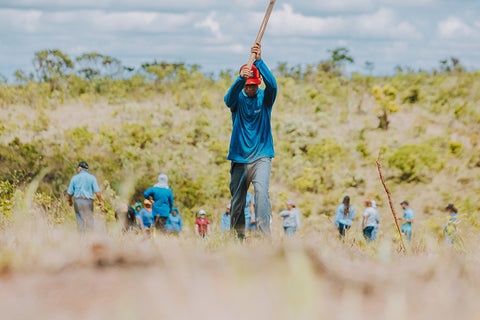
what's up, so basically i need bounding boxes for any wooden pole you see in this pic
[376,151,407,252]
[246,0,277,69]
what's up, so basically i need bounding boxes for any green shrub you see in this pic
[387,144,439,182]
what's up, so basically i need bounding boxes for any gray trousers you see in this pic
[74,199,94,232]
[230,157,271,237]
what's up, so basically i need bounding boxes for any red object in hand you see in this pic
[240,64,262,85]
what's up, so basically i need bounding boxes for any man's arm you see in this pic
[250,43,276,109]
[224,76,246,111]
[68,194,73,207]
[95,192,103,209]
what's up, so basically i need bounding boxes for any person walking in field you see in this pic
[144,173,174,233]
[224,42,277,239]
[245,191,256,234]
[195,209,210,238]
[371,200,380,241]
[279,200,301,237]
[221,204,231,232]
[361,200,380,242]
[334,196,355,238]
[398,200,414,241]
[67,161,103,233]
[444,203,459,244]
[166,207,182,234]
[137,199,154,233]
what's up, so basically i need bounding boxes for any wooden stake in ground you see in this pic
[376,151,407,252]
[246,0,277,70]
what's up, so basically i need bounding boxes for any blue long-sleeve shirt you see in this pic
[166,213,182,233]
[334,204,355,227]
[221,212,231,231]
[224,58,277,163]
[137,208,154,228]
[143,187,174,218]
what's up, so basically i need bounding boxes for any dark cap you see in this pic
[78,161,89,170]
[445,203,457,212]
[400,200,409,206]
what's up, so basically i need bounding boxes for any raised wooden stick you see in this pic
[376,151,407,252]
[246,0,277,70]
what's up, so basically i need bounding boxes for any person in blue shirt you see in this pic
[279,200,301,237]
[144,173,174,233]
[166,207,182,234]
[138,199,154,233]
[334,196,355,238]
[398,200,414,241]
[221,204,231,232]
[245,192,256,234]
[371,200,380,241]
[225,43,277,239]
[444,203,459,244]
[67,161,103,232]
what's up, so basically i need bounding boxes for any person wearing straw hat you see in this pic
[279,200,301,237]
[137,199,154,233]
[224,43,277,239]
[67,161,103,233]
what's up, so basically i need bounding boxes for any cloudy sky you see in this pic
[0,0,479,79]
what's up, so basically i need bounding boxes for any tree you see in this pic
[76,53,124,80]
[318,47,354,75]
[33,49,74,91]
[372,84,401,130]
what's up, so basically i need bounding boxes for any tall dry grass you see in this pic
[1,179,480,320]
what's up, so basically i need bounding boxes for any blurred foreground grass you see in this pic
[1,198,480,320]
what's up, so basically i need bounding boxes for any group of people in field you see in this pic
[66,43,458,244]
[67,161,301,237]
[334,195,460,243]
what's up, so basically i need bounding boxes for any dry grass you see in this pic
[1,197,480,320]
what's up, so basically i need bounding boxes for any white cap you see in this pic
[286,200,295,206]
[199,209,206,215]
[226,204,231,209]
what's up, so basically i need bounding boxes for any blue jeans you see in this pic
[284,226,296,237]
[74,199,94,232]
[230,157,272,237]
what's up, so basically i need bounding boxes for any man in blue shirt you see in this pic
[398,200,414,241]
[221,204,231,232]
[67,161,103,232]
[224,43,277,239]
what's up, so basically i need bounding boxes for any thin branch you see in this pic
[376,151,407,252]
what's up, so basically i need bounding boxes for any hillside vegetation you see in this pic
[1,49,480,319]
[0,49,479,238]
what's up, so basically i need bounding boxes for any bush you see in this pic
[387,144,439,182]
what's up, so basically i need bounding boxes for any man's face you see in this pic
[227,208,230,215]
[401,204,407,210]
[244,84,259,98]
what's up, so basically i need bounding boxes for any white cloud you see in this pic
[268,5,421,40]
[195,13,222,39]
[438,17,474,39]
[0,9,194,34]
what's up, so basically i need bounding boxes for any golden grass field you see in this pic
[1,68,480,319]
